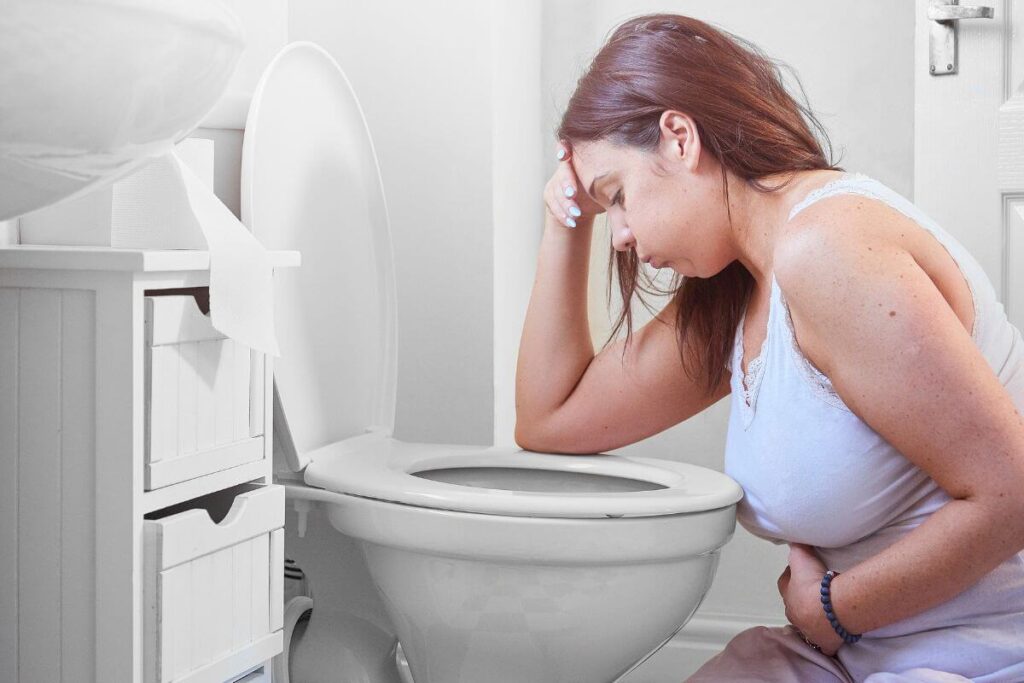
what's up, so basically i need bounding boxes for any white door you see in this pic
[915,0,1023,326]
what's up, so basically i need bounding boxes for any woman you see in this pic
[514,13,1024,683]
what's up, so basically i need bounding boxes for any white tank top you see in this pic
[722,172,1024,681]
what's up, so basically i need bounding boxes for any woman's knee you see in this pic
[685,625,852,683]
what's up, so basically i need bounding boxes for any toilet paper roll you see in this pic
[19,137,216,247]
[169,151,280,357]
[0,218,17,245]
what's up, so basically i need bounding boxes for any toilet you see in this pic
[241,42,744,683]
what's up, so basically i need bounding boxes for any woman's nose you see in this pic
[611,225,635,252]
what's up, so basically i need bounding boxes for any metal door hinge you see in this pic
[928,0,995,75]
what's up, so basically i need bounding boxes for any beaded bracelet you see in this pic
[821,570,862,644]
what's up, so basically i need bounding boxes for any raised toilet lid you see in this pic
[241,42,399,471]
[303,437,743,519]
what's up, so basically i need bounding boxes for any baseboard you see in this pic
[621,612,788,683]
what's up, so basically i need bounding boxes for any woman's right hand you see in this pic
[544,141,606,228]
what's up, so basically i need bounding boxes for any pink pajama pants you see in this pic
[685,625,972,682]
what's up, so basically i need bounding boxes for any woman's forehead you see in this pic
[574,139,644,171]
[573,139,620,164]
[572,140,628,180]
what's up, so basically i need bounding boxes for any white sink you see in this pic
[0,0,245,220]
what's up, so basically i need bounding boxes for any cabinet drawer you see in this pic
[143,483,285,683]
[144,294,267,490]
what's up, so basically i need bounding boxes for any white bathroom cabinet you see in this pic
[0,245,298,683]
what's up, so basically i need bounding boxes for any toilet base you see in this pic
[288,606,405,683]
[281,483,734,683]
[394,643,415,683]
[360,539,719,683]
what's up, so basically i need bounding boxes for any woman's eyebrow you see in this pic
[587,172,609,200]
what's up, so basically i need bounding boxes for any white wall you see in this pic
[289,0,496,446]
[491,0,545,446]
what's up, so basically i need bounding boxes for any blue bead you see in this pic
[825,608,834,618]
[820,595,829,604]
[820,586,830,596]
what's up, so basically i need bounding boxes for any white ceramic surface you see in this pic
[241,42,398,471]
[303,439,743,519]
[283,484,736,683]
[0,0,244,220]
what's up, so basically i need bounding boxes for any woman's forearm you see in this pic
[828,498,1024,636]
[514,212,596,438]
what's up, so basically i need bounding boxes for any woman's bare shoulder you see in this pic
[776,191,976,363]
[782,191,914,249]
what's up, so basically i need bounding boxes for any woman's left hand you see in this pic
[777,543,846,656]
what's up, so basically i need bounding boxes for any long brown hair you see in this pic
[557,13,842,398]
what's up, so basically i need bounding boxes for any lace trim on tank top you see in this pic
[776,171,981,413]
[735,306,770,410]
[776,279,851,412]
[786,172,871,222]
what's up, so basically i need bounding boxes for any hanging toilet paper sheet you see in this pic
[169,151,280,357]
[18,139,279,356]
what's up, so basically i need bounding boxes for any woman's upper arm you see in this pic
[515,298,732,455]
[775,221,1024,512]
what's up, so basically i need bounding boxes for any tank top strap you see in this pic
[768,172,882,413]
[785,171,983,346]
[768,271,851,412]
[786,172,877,223]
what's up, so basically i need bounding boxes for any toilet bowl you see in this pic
[278,438,741,683]
[243,42,744,683]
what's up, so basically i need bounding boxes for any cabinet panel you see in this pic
[144,483,284,683]
[0,286,98,683]
[144,295,266,490]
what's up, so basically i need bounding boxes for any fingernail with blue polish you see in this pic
[569,206,581,217]
[564,186,575,198]
[566,217,577,228]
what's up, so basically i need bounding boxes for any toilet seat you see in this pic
[302,434,742,519]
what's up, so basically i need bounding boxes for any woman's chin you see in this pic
[673,261,701,277]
